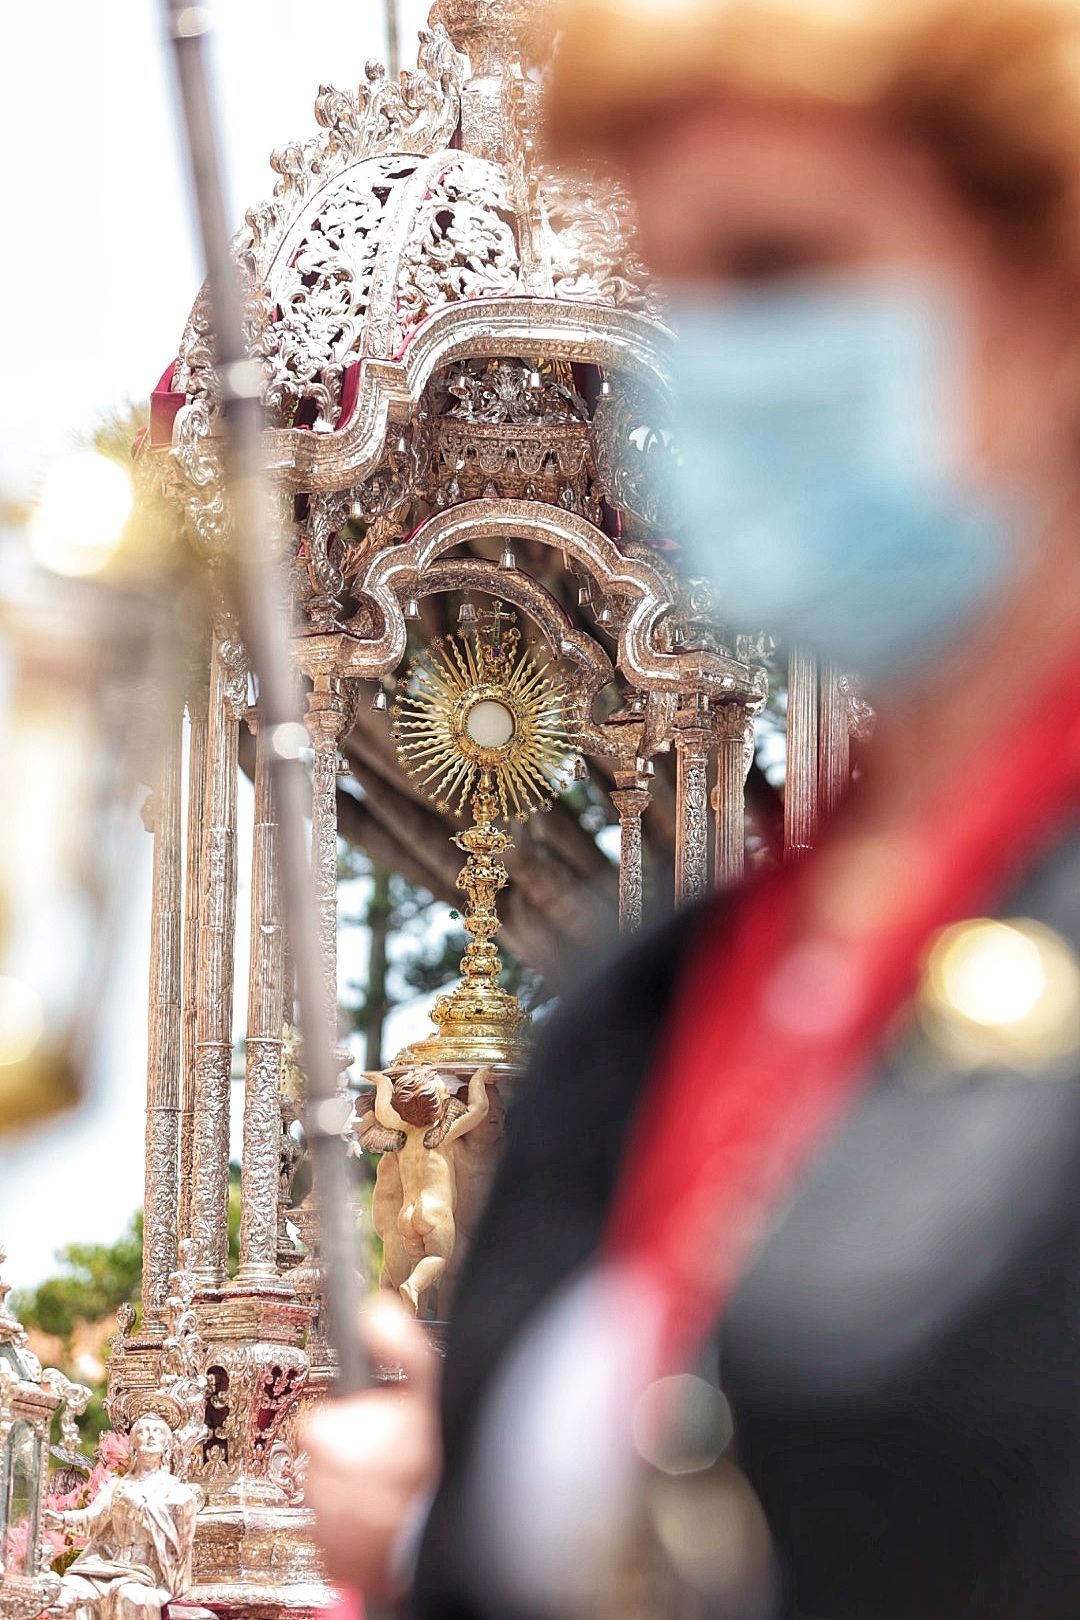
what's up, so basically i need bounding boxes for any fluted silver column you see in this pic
[235,715,290,1291]
[140,714,183,1335]
[675,721,711,906]
[305,678,349,1038]
[612,785,651,933]
[818,662,852,826]
[713,707,751,889]
[785,647,819,860]
[179,678,208,1248]
[190,636,244,1290]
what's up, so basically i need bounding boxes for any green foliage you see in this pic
[396,925,467,1001]
[226,1163,243,1275]
[13,1212,142,1454]
[12,1215,143,1341]
[87,402,149,468]
[72,1388,112,1455]
[13,1188,241,1452]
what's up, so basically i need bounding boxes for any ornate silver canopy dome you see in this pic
[167,2,666,511]
[152,0,765,763]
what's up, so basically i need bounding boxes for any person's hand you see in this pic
[302,1295,441,1602]
[43,1508,65,1528]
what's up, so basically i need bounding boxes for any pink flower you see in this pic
[42,1528,68,1560]
[5,1520,30,1568]
[95,1431,132,1475]
[46,1482,88,1514]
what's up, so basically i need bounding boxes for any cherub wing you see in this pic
[355,1108,406,1155]
[424,1096,468,1149]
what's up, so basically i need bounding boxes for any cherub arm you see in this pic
[441,1066,492,1146]
[372,1072,407,1134]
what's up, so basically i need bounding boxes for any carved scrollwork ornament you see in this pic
[242,25,467,278]
[842,672,877,741]
[211,622,251,720]
[541,165,662,317]
[40,1369,93,1462]
[592,374,678,535]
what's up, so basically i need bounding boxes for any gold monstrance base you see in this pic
[394,778,530,1067]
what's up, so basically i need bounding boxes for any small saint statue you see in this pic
[48,1412,203,1620]
[355,1066,492,1315]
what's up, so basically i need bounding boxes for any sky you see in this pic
[0,0,431,501]
[0,0,441,1290]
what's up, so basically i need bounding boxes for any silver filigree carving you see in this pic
[592,374,678,534]
[611,788,650,933]
[161,1242,210,1479]
[392,155,522,354]
[675,727,711,904]
[266,1437,307,1507]
[256,157,421,430]
[842,672,876,741]
[239,1041,286,1280]
[442,359,588,426]
[40,1370,92,1462]
[243,28,467,280]
[542,167,661,317]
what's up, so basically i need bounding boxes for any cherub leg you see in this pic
[373,1158,407,1291]
[399,1254,447,1315]
[399,1193,454,1317]
[396,1203,429,1314]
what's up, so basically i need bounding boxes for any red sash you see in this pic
[604,651,1080,1373]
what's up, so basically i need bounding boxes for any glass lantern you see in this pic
[0,1251,60,1620]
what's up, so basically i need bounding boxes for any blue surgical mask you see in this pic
[667,275,1015,682]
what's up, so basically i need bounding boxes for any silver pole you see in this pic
[387,0,401,80]
[160,0,367,1394]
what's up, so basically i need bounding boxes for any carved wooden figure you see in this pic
[355,1067,492,1316]
[48,1415,203,1620]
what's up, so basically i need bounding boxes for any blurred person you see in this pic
[304,1,1080,1615]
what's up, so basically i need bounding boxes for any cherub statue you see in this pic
[47,1412,203,1620]
[355,1066,491,1316]
[442,1079,506,1311]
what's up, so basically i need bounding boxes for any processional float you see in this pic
[93,0,870,1614]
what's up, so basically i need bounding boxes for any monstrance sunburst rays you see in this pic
[390,604,581,821]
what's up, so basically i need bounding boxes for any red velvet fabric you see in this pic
[334,363,361,432]
[149,361,184,446]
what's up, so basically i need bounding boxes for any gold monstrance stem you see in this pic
[393,772,529,1067]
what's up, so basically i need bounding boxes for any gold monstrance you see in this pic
[390,602,582,1066]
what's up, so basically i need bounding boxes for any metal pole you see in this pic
[161,0,367,1393]
[386,0,401,80]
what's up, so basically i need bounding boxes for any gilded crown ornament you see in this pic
[391,603,581,1064]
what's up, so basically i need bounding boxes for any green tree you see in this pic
[13,1181,242,1453]
[12,1215,144,1341]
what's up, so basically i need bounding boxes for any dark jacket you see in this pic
[413,828,1080,1620]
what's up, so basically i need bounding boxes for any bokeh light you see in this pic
[921,917,1080,1069]
[0,976,45,1067]
[30,450,134,577]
